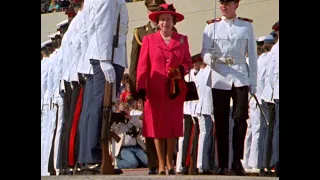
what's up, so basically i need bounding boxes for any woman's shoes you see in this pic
[158,169,176,175]
[169,168,176,175]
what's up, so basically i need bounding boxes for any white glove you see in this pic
[100,61,116,83]
[249,85,257,95]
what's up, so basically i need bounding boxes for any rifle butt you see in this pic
[100,140,114,174]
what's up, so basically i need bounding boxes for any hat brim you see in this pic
[149,11,184,23]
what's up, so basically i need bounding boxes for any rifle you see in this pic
[100,13,123,175]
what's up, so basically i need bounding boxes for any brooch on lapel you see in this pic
[180,36,184,45]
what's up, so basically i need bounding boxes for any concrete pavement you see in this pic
[41,168,279,180]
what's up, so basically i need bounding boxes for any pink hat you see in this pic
[149,4,184,23]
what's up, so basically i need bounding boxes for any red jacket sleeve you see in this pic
[136,35,150,91]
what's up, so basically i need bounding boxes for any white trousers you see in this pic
[248,105,261,169]
[242,98,261,169]
[242,119,252,169]
[197,114,213,171]
[175,136,184,173]
[176,118,185,173]
[41,103,57,176]
[53,94,64,174]
[41,105,49,176]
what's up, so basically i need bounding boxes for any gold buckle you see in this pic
[225,58,234,65]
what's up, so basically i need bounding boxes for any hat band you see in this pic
[157,4,176,12]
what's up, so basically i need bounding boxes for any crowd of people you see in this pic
[41,0,279,177]
[41,0,71,14]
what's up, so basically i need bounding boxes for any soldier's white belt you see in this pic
[216,57,247,65]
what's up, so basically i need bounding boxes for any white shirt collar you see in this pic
[221,15,238,23]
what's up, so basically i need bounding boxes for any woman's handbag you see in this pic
[185,70,199,101]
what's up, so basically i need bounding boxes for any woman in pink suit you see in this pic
[136,3,193,175]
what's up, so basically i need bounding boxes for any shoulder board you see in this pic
[206,18,222,24]
[238,17,253,23]
[134,28,142,46]
[144,25,150,32]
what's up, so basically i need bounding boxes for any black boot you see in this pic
[231,160,245,176]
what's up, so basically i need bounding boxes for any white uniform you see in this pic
[242,51,265,170]
[112,0,129,68]
[201,16,257,170]
[44,50,61,176]
[201,16,257,90]
[77,5,91,75]
[61,15,77,82]
[183,69,199,116]
[41,57,50,109]
[69,11,83,82]
[194,66,214,171]
[176,69,198,173]
[50,48,65,174]
[268,40,279,167]
[269,40,279,100]
[257,53,268,100]
[195,66,213,115]
[85,0,116,61]
[261,43,276,103]
[41,57,50,176]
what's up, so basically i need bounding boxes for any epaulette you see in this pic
[144,25,149,32]
[206,18,222,24]
[134,28,142,46]
[238,17,253,23]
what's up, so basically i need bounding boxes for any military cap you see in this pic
[256,36,265,46]
[48,32,60,39]
[145,0,166,12]
[191,53,203,63]
[41,40,52,48]
[270,31,276,36]
[56,19,69,31]
[272,21,279,31]
[264,35,275,44]
[65,7,76,17]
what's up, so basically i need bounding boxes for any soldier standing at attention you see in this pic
[201,0,257,175]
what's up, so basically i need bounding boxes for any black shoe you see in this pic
[199,170,213,175]
[259,168,266,176]
[168,168,176,175]
[114,168,123,174]
[148,167,158,175]
[63,167,74,175]
[215,168,228,175]
[275,163,279,177]
[264,168,272,177]
[85,163,101,174]
[182,166,189,175]
[231,160,245,176]
[159,171,166,175]
[59,169,66,175]
[73,164,83,175]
